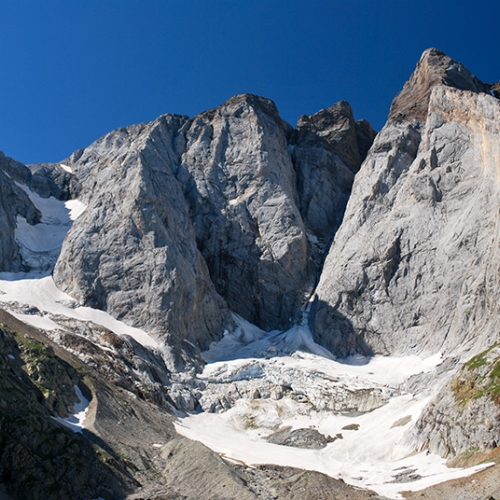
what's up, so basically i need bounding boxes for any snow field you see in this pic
[0,274,159,349]
[175,318,493,499]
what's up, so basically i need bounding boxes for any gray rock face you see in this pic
[178,94,309,329]
[389,48,490,122]
[265,426,336,449]
[412,343,500,458]
[292,101,376,263]
[311,49,500,358]
[53,116,233,358]
[53,93,374,357]
[27,163,80,200]
[0,153,41,272]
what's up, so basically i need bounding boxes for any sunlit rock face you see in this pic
[50,93,374,356]
[52,115,234,355]
[311,48,500,359]
[178,95,374,331]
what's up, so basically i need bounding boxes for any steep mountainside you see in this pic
[50,93,373,356]
[1,48,500,499]
[311,48,500,359]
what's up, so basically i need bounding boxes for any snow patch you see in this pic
[59,163,72,173]
[65,199,87,220]
[0,274,159,349]
[51,385,89,433]
[13,183,86,268]
[176,317,476,499]
[15,215,68,253]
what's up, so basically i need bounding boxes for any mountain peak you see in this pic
[389,48,489,122]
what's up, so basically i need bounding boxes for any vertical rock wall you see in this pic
[311,49,500,358]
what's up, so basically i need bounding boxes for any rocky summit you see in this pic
[1,48,500,500]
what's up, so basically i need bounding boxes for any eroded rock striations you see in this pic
[308,48,500,462]
[53,116,233,360]
[311,48,500,358]
[178,94,308,330]
[50,93,373,356]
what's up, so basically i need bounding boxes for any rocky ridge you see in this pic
[311,48,500,358]
[1,47,500,499]
[40,93,374,366]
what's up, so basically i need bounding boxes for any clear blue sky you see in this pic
[0,0,498,164]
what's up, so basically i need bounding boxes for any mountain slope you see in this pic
[1,47,500,499]
[47,93,373,359]
[311,48,500,358]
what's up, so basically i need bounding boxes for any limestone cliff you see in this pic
[309,48,500,463]
[311,48,500,358]
[178,94,308,330]
[53,115,233,358]
[52,94,373,353]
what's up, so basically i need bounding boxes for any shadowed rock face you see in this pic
[0,153,41,272]
[311,49,500,358]
[53,115,234,355]
[51,93,374,352]
[292,101,376,256]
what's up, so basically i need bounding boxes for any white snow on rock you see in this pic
[1,183,157,350]
[13,183,87,270]
[176,316,493,499]
[0,273,159,349]
[51,385,89,433]
[59,163,73,173]
[65,199,86,221]
[15,215,69,253]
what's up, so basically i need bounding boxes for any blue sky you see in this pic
[0,1,498,164]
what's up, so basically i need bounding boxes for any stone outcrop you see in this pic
[412,342,500,459]
[26,163,80,201]
[311,48,500,358]
[0,153,41,272]
[0,322,132,500]
[292,101,376,263]
[53,116,234,359]
[178,94,309,330]
[388,48,490,122]
[52,93,375,355]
